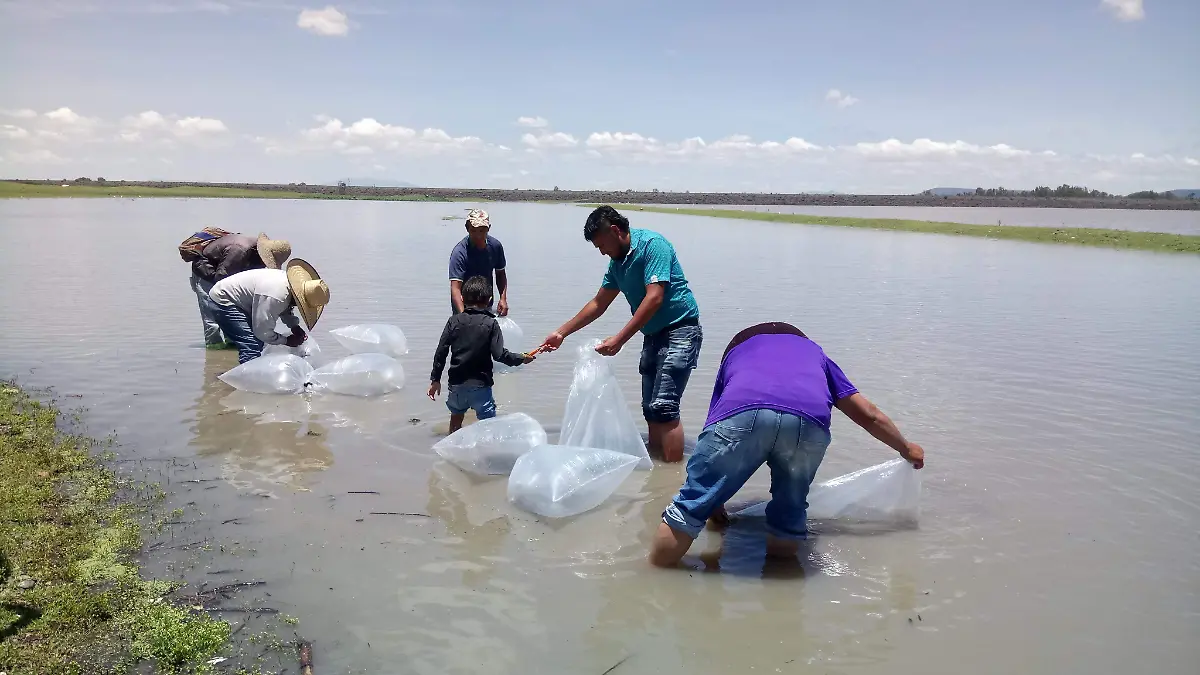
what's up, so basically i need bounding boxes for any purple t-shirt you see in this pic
[704,324,858,430]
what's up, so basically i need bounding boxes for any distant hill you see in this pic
[337,177,418,188]
[1170,189,1200,199]
[923,187,975,197]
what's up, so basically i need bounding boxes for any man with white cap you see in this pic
[208,259,330,364]
[448,209,509,316]
[185,231,292,347]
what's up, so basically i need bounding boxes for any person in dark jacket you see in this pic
[428,276,536,433]
[189,232,291,346]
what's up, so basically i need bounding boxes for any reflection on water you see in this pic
[1,198,1198,674]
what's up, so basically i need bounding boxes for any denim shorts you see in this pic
[446,384,497,419]
[638,322,703,423]
[662,408,831,540]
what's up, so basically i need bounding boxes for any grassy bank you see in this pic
[600,205,1200,254]
[0,384,230,674]
[0,180,447,201]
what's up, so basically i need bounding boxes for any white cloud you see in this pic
[825,89,860,108]
[850,138,1034,159]
[1130,152,1146,159]
[1101,0,1144,22]
[127,110,167,129]
[175,116,228,134]
[7,149,66,164]
[288,116,486,155]
[1185,157,1199,167]
[582,131,825,163]
[521,131,578,149]
[297,6,349,36]
[1,108,38,119]
[516,116,549,129]
[118,111,227,141]
[44,107,90,125]
[1,125,30,140]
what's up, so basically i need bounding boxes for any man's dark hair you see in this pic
[461,275,493,307]
[584,205,630,241]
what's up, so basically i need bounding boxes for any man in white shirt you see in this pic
[209,259,330,363]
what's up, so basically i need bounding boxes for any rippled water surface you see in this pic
[2,199,1198,674]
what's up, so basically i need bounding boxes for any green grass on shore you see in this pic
[0,180,447,202]
[0,384,231,673]
[597,204,1200,254]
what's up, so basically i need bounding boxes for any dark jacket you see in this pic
[191,234,264,282]
[431,308,525,387]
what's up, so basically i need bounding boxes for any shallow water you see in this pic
[661,203,1200,235]
[2,198,1198,674]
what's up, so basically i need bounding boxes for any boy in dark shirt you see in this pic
[429,276,536,432]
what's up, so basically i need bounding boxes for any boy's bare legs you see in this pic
[648,522,694,568]
[648,419,684,463]
[448,413,465,434]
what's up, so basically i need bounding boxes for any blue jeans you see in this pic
[639,323,703,423]
[446,384,497,419]
[211,302,264,364]
[663,408,831,540]
[190,273,224,345]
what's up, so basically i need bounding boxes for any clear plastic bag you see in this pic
[218,354,313,395]
[433,412,548,476]
[734,458,922,524]
[262,335,329,366]
[329,324,410,358]
[494,317,526,376]
[559,341,652,469]
[308,353,406,397]
[507,445,640,518]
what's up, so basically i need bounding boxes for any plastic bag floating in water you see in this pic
[218,354,313,395]
[262,335,328,366]
[507,445,640,518]
[559,342,652,470]
[308,354,406,397]
[735,458,922,524]
[329,324,409,358]
[494,317,526,376]
[433,412,547,476]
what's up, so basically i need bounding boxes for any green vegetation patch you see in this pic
[0,180,448,202]
[0,383,231,674]
[589,204,1200,254]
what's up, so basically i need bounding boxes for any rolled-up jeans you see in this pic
[639,321,703,423]
[190,273,224,345]
[211,302,264,364]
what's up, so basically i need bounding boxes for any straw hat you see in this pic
[465,209,491,229]
[257,233,292,269]
[285,259,329,330]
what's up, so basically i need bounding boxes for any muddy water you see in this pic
[2,199,1198,674]
[666,203,1200,235]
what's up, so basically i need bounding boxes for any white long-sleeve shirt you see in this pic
[208,268,300,346]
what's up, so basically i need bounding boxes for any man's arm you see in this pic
[495,269,509,316]
[612,283,664,344]
[450,280,465,313]
[251,294,291,346]
[540,287,620,351]
[192,257,216,281]
[834,393,925,468]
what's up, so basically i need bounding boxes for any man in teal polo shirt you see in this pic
[539,205,703,463]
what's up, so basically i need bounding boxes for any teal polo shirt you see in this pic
[601,228,700,336]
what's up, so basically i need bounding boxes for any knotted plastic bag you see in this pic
[218,354,313,395]
[308,353,406,397]
[494,317,526,376]
[262,335,328,366]
[559,341,652,469]
[735,458,922,524]
[329,324,410,358]
[507,445,640,518]
[433,412,547,476]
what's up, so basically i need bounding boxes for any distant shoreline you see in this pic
[605,205,1200,254]
[2,179,1198,211]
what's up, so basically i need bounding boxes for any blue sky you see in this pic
[1,0,1197,193]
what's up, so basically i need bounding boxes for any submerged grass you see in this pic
[0,180,448,202]
[596,204,1200,254]
[0,383,231,674]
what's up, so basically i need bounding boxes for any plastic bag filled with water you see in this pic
[507,445,640,518]
[433,412,548,476]
[329,324,410,358]
[262,335,328,366]
[494,317,527,376]
[735,458,922,524]
[308,353,406,397]
[218,354,313,395]
[559,341,652,469]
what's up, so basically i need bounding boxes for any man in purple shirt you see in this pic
[649,322,926,567]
